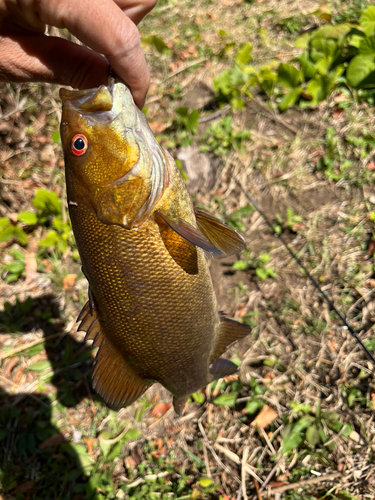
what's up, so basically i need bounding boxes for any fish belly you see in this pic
[72,206,219,397]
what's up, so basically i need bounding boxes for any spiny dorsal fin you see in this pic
[195,209,246,259]
[93,338,152,410]
[210,314,251,363]
[155,211,222,257]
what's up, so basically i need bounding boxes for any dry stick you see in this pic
[252,477,262,500]
[267,472,342,495]
[0,332,63,360]
[236,180,375,366]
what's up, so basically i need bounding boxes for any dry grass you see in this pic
[1,0,375,499]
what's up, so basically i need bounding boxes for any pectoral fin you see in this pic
[173,395,188,416]
[77,300,151,409]
[209,358,239,379]
[195,209,246,259]
[210,314,251,363]
[155,211,222,256]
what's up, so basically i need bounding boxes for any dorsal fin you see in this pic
[210,314,251,363]
[76,299,151,409]
[195,209,246,259]
[155,211,222,257]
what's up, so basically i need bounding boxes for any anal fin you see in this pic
[93,338,152,410]
[210,314,251,363]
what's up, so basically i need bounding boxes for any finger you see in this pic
[0,33,110,90]
[114,0,157,25]
[36,0,151,107]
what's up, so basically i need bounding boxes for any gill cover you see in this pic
[60,83,170,228]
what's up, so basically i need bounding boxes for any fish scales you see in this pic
[60,81,251,413]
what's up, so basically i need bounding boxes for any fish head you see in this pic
[60,83,169,227]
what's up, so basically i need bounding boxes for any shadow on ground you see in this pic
[0,294,100,500]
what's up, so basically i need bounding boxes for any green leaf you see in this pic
[294,33,310,49]
[306,425,320,446]
[277,63,302,88]
[360,6,375,36]
[214,393,237,406]
[142,35,169,54]
[191,391,205,404]
[281,416,314,453]
[39,230,59,248]
[199,478,213,488]
[123,429,142,441]
[347,55,375,87]
[0,217,10,231]
[358,35,375,56]
[278,87,302,111]
[232,260,249,271]
[51,131,60,144]
[235,42,252,66]
[18,211,38,225]
[106,441,123,461]
[33,189,61,216]
[13,226,28,246]
[0,225,16,242]
[4,262,25,274]
[28,360,52,371]
[245,399,263,414]
[256,268,268,280]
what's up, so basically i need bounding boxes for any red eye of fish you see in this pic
[71,134,88,156]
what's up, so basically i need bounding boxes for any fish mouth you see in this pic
[59,82,138,127]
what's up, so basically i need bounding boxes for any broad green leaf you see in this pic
[18,211,38,225]
[191,391,205,404]
[39,230,59,248]
[0,217,10,231]
[124,429,141,441]
[13,227,28,246]
[232,260,249,271]
[33,189,61,216]
[255,268,268,280]
[358,35,375,56]
[199,478,213,488]
[4,263,25,274]
[277,63,302,88]
[278,87,302,111]
[281,416,314,453]
[142,35,169,54]
[51,131,60,144]
[245,399,263,414]
[0,225,16,242]
[106,441,123,461]
[306,425,320,446]
[28,360,52,371]
[214,393,237,406]
[235,43,252,66]
[360,6,375,36]
[347,55,375,87]
[294,33,310,49]
[310,24,352,42]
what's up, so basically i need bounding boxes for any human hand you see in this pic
[0,0,156,108]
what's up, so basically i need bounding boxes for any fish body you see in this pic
[60,82,250,413]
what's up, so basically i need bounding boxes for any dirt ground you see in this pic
[1,1,375,499]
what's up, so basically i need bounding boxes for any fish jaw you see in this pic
[60,83,169,228]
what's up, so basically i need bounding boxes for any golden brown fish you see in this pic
[60,81,250,414]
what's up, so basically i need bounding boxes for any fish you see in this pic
[59,81,251,415]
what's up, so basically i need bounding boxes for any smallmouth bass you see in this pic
[60,82,250,414]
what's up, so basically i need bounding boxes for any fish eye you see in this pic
[71,134,88,156]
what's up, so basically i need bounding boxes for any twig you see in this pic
[241,446,249,500]
[0,332,63,360]
[166,58,207,79]
[253,477,262,500]
[198,104,232,123]
[214,443,263,484]
[267,472,342,495]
